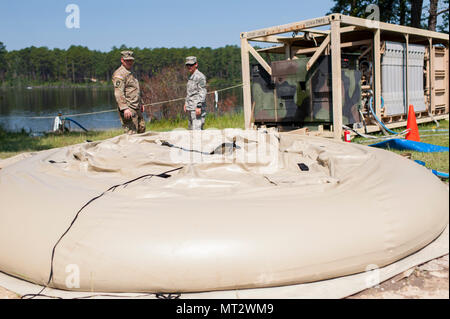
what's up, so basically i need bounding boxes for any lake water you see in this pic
[0,86,243,132]
[0,87,126,132]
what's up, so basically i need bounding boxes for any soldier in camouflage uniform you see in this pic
[112,50,146,134]
[184,56,207,130]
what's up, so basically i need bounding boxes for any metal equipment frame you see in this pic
[240,14,449,138]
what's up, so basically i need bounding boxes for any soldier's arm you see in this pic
[197,75,207,105]
[113,76,128,111]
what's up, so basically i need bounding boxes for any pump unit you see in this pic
[251,55,361,126]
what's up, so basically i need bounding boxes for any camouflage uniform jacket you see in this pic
[185,69,207,111]
[112,65,141,111]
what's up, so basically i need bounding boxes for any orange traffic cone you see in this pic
[405,104,420,142]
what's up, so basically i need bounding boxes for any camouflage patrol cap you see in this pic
[185,56,197,65]
[121,50,135,60]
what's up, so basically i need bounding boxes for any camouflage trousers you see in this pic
[118,108,146,134]
[188,110,206,130]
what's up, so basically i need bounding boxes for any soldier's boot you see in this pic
[137,112,146,133]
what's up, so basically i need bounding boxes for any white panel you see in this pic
[381,42,426,116]
[408,44,426,113]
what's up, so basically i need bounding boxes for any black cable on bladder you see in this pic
[155,293,181,299]
[21,166,183,299]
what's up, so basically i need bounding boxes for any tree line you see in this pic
[0,1,447,87]
[329,0,448,31]
[0,44,242,87]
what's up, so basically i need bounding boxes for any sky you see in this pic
[0,0,335,51]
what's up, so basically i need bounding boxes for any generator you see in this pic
[251,55,362,127]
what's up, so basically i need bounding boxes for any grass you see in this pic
[352,119,449,175]
[149,112,245,131]
[204,112,245,130]
[0,112,245,159]
[0,129,123,159]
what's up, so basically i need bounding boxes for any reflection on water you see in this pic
[0,87,129,132]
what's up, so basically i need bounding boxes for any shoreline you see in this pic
[0,83,112,90]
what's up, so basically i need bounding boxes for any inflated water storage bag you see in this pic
[0,129,448,292]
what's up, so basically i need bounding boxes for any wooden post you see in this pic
[307,35,330,71]
[373,28,382,118]
[446,45,449,113]
[245,16,330,39]
[285,44,291,60]
[240,36,252,129]
[247,44,272,75]
[405,34,409,112]
[331,16,342,140]
[425,40,431,110]
[429,38,435,113]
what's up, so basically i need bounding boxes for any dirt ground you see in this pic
[0,254,448,299]
[348,254,449,299]
[0,285,19,299]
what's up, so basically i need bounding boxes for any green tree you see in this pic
[328,0,417,26]
[0,44,243,87]
[437,0,449,33]
[66,45,96,83]
[0,42,7,80]
[329,0,370,17]
[398,0,410,25]
[410,0,424,27]
[29,46,54,81]
[429,0,439,30]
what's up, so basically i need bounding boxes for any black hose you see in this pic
[64,117,88,132]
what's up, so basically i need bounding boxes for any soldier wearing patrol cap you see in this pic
[184,56,207,130]
[112,50,145,134]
